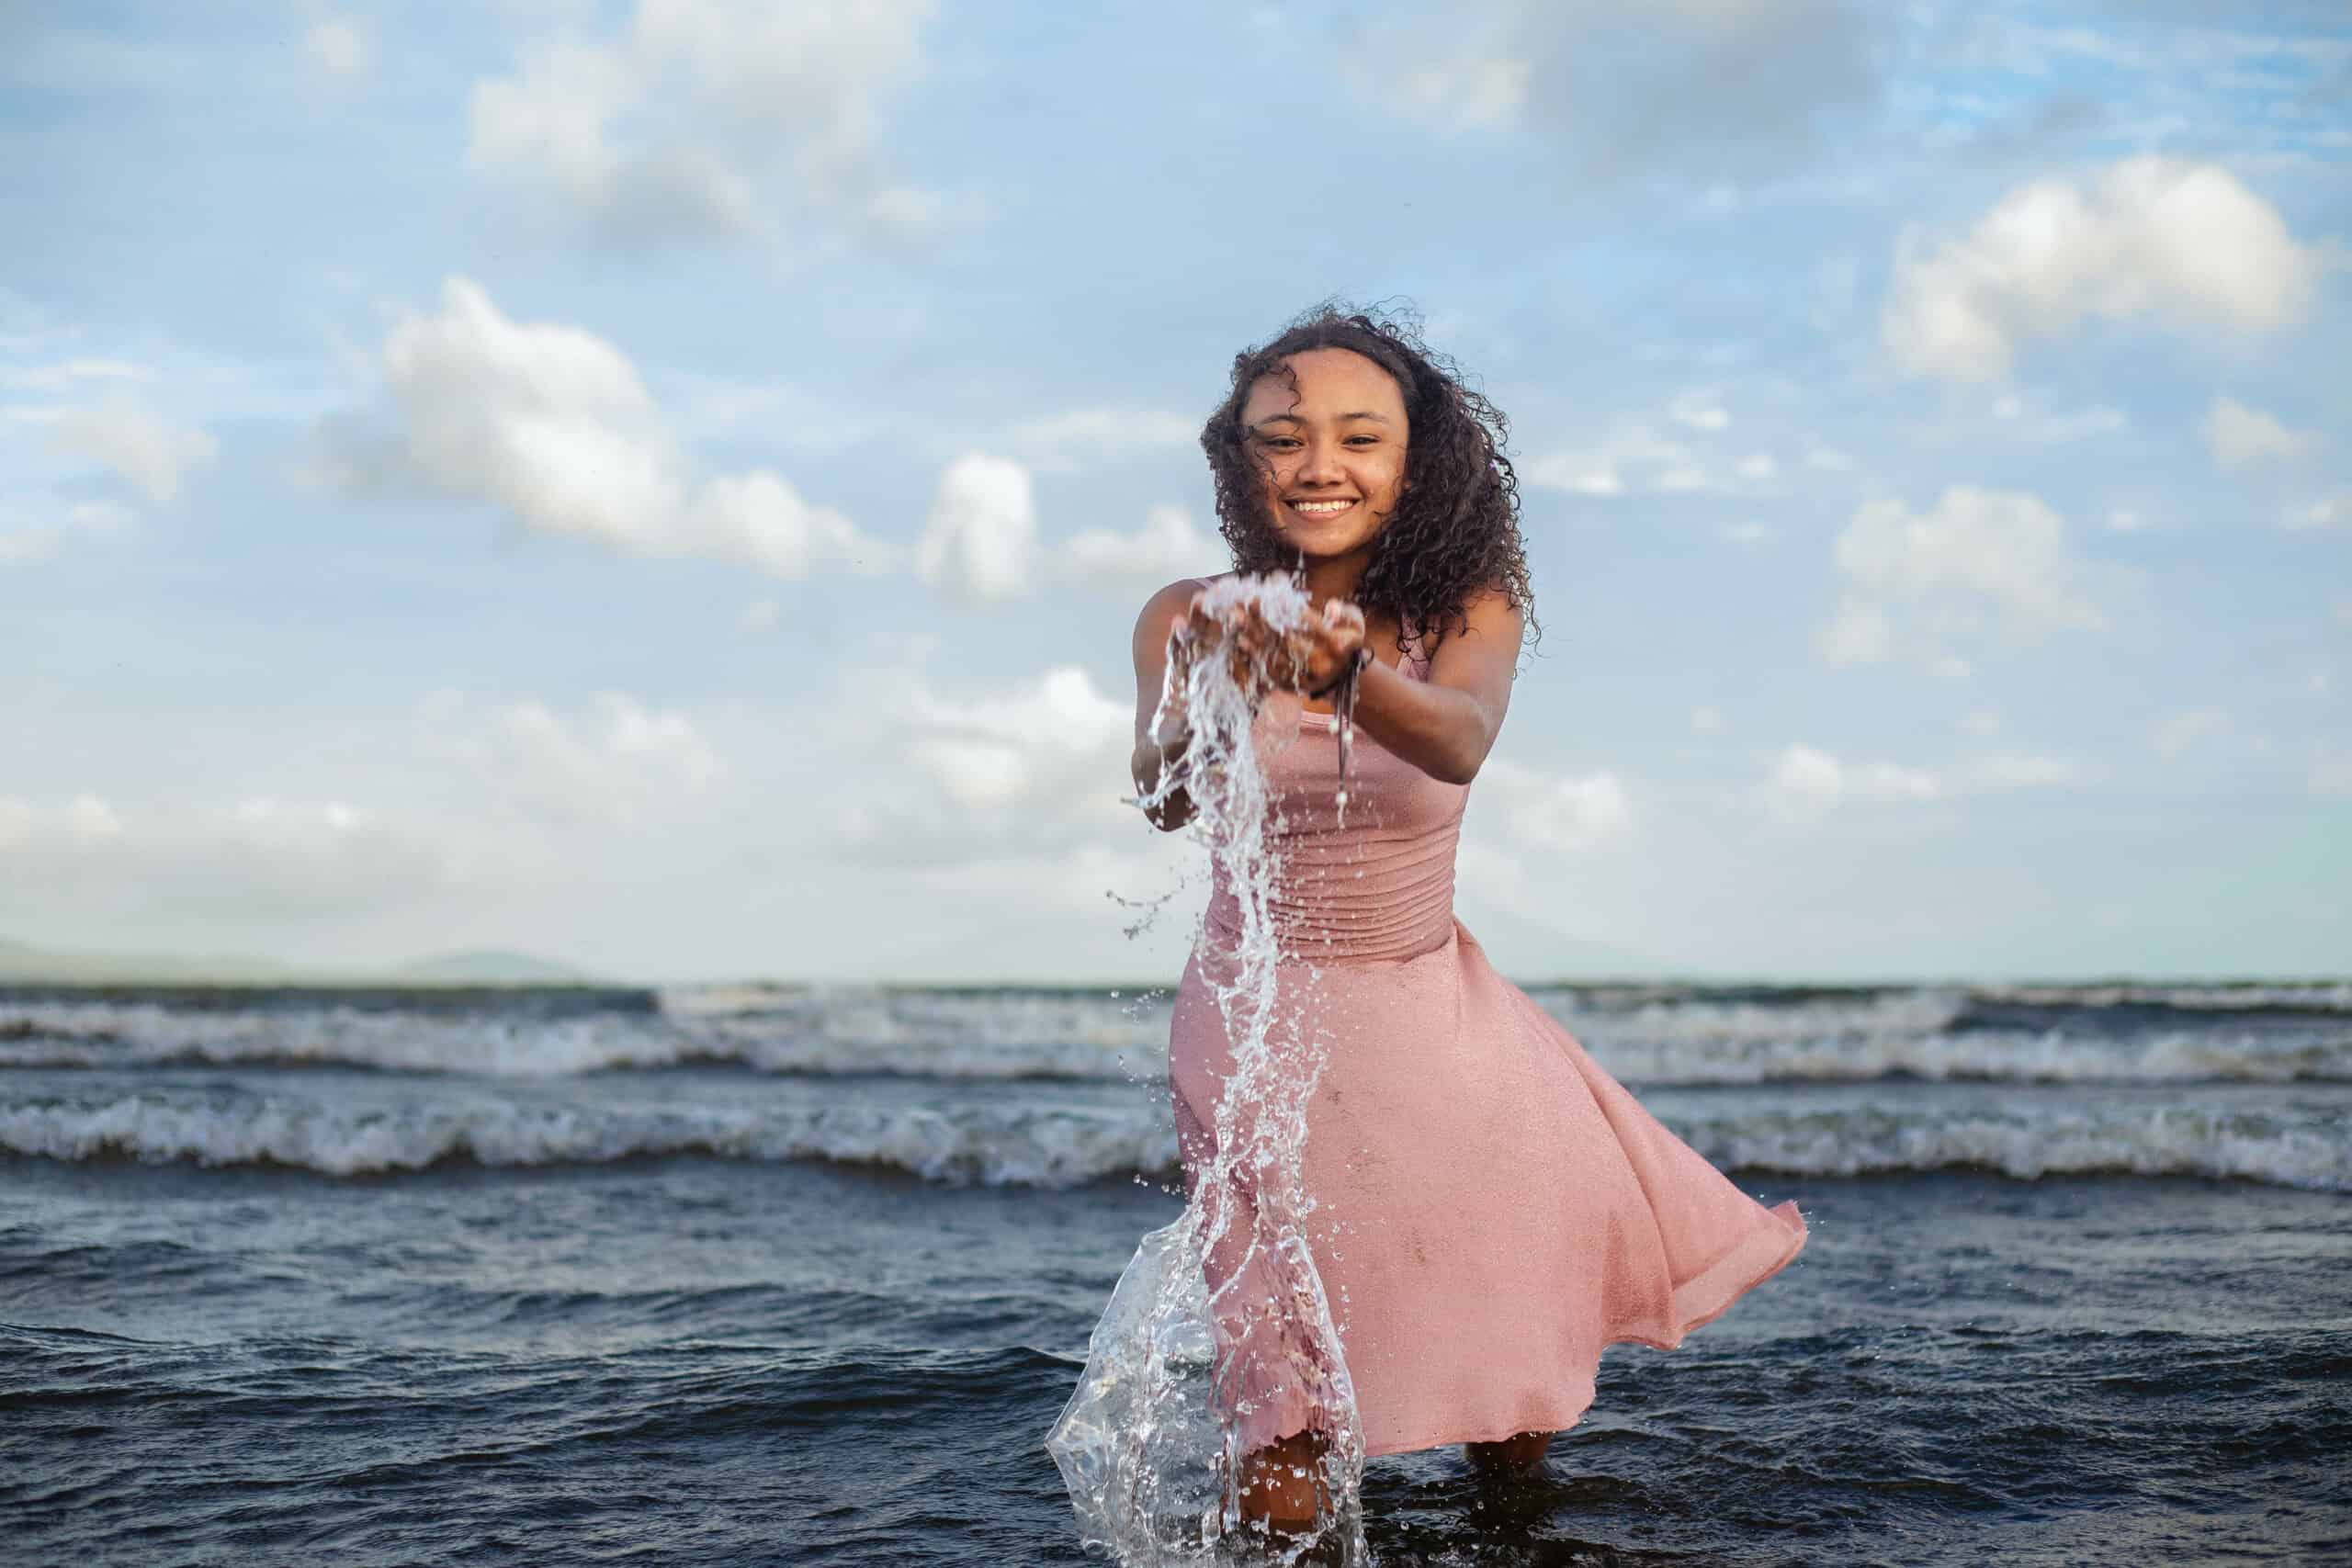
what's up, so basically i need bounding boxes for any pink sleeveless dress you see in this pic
[1168,640,1807,1459]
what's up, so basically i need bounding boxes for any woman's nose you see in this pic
[1298,438,1345,485]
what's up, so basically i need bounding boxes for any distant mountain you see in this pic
[0,937,594,987]
[394,950,593,984]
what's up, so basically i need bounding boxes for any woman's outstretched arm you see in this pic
[1343,588,1523,786]
[1129,577,1208,831]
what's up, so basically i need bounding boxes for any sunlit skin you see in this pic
[1122,346,1542,1529]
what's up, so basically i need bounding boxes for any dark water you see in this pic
[4,981,2349,1564]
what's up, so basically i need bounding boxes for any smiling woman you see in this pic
[1104,305,1809,1540]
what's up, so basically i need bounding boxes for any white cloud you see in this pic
[1523,419,1762,499]
[466,0,941,248]
[1480,760,1634,853]
[1063,504,1228,585]
[2204,395,2322,468]
[1668,391,1729,431]
[1819,485,2103,667]
[45,403,216,504]
[0,791,472,921]
[1882,157,2321,380]
[1719,520,1774,547]
[1360,0,1878,182]
[0,526,56,565]
[1817,595,1893,666]
[1966,754,2085,789]
[0,357,156,395]
[304,14,370,76]
[2284,491,2349,531]
[1012,408,1199,454]
[834,661,1133,856]
[428,690,727,827]
[2153,706,2229,760]
[1769,743,1942,807]
[1984,393,2129,445]
[1521,451,1624,496]
[328,276,869,577]
[908,664,1128,762]
[918,452,1035,603]
[2106,506,2148,533]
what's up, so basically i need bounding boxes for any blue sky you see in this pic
[2,0,2346,982]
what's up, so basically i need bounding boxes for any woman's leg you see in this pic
[1238,1429,1330,1533]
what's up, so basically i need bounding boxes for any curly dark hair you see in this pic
[1200,301,1536,655]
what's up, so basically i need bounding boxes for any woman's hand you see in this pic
[1181,591,1366,696]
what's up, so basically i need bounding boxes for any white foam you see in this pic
[1679,1101,2352,1192]
[3,1089,2342,1193]
[0,1089,1177,1187]
[6,983,2342,1085]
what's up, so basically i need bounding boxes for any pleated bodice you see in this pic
[1201,665,1466,967]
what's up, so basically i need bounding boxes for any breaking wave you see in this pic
[6,983,2346,1086]
[5,1088,2344,1192]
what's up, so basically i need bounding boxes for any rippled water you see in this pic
[4,978,2349,1563]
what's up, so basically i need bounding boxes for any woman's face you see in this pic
[1238,347,1409,566]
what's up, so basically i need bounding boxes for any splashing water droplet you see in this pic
[1047,573,1369,1564]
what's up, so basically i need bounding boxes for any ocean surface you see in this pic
[3,977,2348,1565]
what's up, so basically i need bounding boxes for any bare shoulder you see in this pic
[1129,575,1221,664]
[1457,585,1527,646]
[1427,587,1526,669]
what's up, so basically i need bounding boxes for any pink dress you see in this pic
[1168,642,1807,1460]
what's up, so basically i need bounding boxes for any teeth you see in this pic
[1290,500,1353,514]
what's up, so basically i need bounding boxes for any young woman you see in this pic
[1129,308,1807,1531]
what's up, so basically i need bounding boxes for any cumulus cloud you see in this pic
[2284,491,2349,531]
[424,689,728,826]
[1063,504,1228,585]
[323,276,869,576]
[1362,0,1880,182]
[304,14,370,76]
[2203,396,2323,468]
[918,452,1035,602]
[1819,485,2103,667]
[1965,754,2086,789]
[45,403,217,504]
[466,0,942,248]
[1478,760,1634,853]
[1769,744,1942,807]
[1523,418,1765,500]
[824,660,1138,877]
[1012,408,1199,455]
[1882,157,2321,380]
[902,664,1129,812]
[2152,706,2229,760]
[0,791,471,921]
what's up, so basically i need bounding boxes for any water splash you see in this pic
[1048,575,1369,1564]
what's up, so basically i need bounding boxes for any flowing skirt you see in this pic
[1170,919,1807,1458]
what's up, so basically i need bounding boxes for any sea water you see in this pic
[1046,575,1370,1564]
[6,984,2351,1562]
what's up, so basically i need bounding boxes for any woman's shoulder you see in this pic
[1130,575,1222,665]
[1134,573,1224,627]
